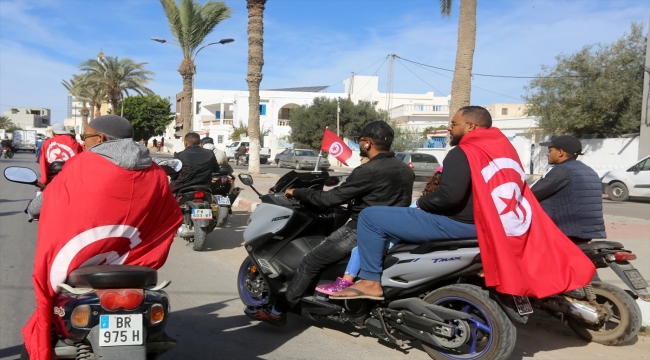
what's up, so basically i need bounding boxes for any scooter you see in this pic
[2,145,13,159]
[3,167,176,360]
[210,163,241,227]
[237,171,517,360]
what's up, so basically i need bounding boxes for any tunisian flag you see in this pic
[458,127,595,298]
[38,135,84,184]
[321,128,352,166]
[23,152,182,360]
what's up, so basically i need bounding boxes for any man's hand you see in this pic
[285,188,295,199]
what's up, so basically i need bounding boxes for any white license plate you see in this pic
[216,196,231,205]
[512,295,533,315]
[191,209,212,220]
[99,314,143,346]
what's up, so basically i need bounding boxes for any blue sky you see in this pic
[0,0,648,122]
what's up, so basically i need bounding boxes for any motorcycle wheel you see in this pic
[238,256,270,307]
[567,281,641,345]
[192,226,208,251]
[421,284,516,360]
[215,205,229,227]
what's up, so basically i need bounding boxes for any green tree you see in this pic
[79,55,155,115]
[524,23,646,137]
[390,123,428,152]
[63,73,107,129]
[159,0,232,138]
[116,95,174,142]
[0,115,15,129]
[289,97,386,151]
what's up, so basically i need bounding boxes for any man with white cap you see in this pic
[37,123,83,185]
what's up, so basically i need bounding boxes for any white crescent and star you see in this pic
[46,142,76,163]
[329,142,344,157]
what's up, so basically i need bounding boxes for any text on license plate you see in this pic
[512,295,533,315]
[99,314,143,346]
[216,196,231,205]
[191,209,212,219]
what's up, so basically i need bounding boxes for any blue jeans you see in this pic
[344,239,399,277]
[357,206,477,281]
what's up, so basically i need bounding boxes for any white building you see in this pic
[2,106,51,128]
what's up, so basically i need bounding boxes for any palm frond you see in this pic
[439,0,452,18]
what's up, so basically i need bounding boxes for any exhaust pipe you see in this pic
[568,302,600,324]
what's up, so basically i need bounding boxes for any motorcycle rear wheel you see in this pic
[192,226,208,251]
[567,281,641,345]
[421,284,516,360]
[215,205,230,227]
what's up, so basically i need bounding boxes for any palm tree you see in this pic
[62,75,91,130]
[440,0,476,121]
[159,0,232,137]
[0,115,15,130]
[246,0,266,174]
[79,56,155,115]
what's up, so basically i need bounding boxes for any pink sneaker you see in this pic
[316,277,354,295]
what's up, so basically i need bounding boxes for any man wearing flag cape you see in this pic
[21,115,182,360]
[332,106,595,301]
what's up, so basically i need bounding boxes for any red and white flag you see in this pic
[38,135,84,184]
[321,128,352,166]
[459,127,595,298]
[23,152,182,360]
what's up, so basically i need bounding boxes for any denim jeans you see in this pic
[344,239,399,278]
[357,206,477,281]
[275,224,358,312]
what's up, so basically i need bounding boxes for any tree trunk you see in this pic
[110,97,120,117]
[80,104,90,130]
[178,59,196,138]
[447,0,476,148]
[95,103,102,119]
[246,0,266,175]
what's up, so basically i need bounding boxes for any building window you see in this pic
[217,135,224,144]
[501,108,508,115]
[196,101,202,114]
[215,111,221,119]
[281,108,291,119]
[259,104,266,116]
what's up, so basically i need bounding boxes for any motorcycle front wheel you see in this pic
[421,284,516,360]
[192,226,208,251]
[238,257,270,307]
[567,281,641,345]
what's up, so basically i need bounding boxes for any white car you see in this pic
[601,155,650,201]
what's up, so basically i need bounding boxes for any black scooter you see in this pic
[210,163,241,227]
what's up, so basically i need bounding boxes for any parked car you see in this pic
[395,152,439,178]
[277,149,330,170]
[601,155,650,201]
[275,148,291,166]
[224,140,271,164]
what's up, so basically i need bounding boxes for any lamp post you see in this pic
[151,37,234,133]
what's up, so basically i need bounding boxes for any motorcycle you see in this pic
[236,170,647,357]
[3,167,176,360]
[2,145,13,159]
[210,163,241,228]
[236,171,517,359]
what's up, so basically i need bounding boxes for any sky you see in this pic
[0,0,648,123]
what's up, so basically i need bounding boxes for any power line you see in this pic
[395,58,447,96]
[396,55,580,79]
[325,56,389,89]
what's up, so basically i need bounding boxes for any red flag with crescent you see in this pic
[38,135,84,184]
[321,128,352,166]
[459,127,595,298]
[23,152,182,360]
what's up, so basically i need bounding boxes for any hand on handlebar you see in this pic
[284,188,296,199]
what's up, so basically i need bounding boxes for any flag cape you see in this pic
[458,127,595,298]
[23,152,182,360]
[38,135,84,184]
[321,129,352,166]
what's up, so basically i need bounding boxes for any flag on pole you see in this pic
[321,128,352,166]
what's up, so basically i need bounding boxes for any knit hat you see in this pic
[88,115,134,139]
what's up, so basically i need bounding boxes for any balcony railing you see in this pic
[278,119,290,126]
[390,104,449,118]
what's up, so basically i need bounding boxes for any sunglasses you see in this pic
[80,134,101,141]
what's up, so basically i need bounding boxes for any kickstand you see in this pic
[376,309,403,346]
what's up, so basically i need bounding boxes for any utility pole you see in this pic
[385,54,395,121]
[640,12,650,160]
[336,96,341,167]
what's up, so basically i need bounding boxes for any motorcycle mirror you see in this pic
[238,173,254,186]
[4,167,38,184]
[157,159,183,173]
[325,176,340,187]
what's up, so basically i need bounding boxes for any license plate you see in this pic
[216,195,231,206]
[624,269,649,289]
[191,209,212,220]
[512,295,533,315]
[99,314,143,346]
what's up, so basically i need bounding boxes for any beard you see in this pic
[359,146,368,157]
[449,134,461,146]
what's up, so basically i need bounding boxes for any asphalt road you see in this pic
[1,152,649,360]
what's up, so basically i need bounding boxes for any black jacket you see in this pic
[172,145,219,193]
[293,152,414,228]
[417,146,474,224]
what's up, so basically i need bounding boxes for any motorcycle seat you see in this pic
[66,265,158,289]
[176,185,213,194]
[577,241,624,251]
[387,239,479,255]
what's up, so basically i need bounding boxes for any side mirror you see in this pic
[157,159,183,173]
[238,173,254,186]
[4,167,38,184]
[325,176,340,187]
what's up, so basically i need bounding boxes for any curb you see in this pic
[232,198,261,212]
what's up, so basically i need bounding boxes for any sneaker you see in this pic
[315,277,354,296]
[244,306,287,327]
